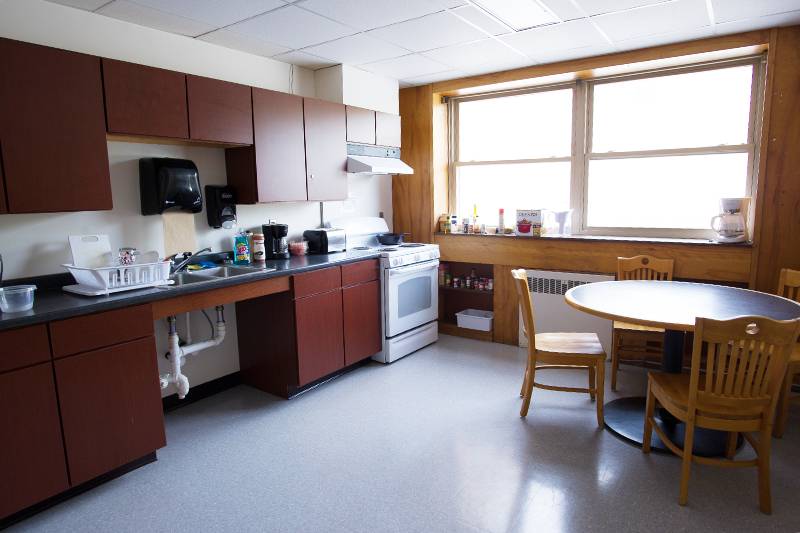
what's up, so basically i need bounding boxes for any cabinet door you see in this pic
[343,280,382,365]
[295,290,345,386]
[346,106,376,144]
[187,75,253,145]
[103,58,188,139]
[55,337,166,486]
[252,88,307,202]
[0,363,69,519]
[0,143,6,214]
[375,112,401,148]
[0,38,111,213]
[304,98,347,201]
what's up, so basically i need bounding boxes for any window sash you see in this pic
[448,55,765,240]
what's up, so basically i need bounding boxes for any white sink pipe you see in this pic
[159,305,226,399]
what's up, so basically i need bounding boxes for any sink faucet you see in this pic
[169,247,212,274]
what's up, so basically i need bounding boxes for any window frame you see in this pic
[448,55,766,239]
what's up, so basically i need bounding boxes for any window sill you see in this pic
[434,232,753,247]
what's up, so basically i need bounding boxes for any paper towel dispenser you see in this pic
[140,158,203,215]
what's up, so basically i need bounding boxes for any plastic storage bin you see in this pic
[456,309,494,331]
[0,285,36,312]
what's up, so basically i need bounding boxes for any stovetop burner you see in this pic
[399,243,425,248]
[381,247,398,252]
[351,246,370,250]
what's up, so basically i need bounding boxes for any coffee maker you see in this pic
[263,221,290,259]
[711,197,749,243]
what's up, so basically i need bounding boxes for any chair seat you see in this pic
[535,332,604,356]
[649,373,768,422]
[614,320,664,333]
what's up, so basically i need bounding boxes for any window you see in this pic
[449,57,764,238]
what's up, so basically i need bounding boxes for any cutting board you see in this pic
[69,234,112,268]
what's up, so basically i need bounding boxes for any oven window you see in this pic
[398,277,432,318]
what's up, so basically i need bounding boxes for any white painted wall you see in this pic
[315,65,400,114]
[0,0,398,397]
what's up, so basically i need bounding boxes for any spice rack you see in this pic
[438,261,494,341]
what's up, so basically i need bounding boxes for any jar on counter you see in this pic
[252,233,266,263]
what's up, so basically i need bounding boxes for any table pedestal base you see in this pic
[604,397,742,457]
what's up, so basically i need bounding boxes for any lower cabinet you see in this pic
[54,336,165,485]
[343,279,382,366]
[296,288,345,386]
[0,363,69,520]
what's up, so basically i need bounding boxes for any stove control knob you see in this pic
[391,258,400,267]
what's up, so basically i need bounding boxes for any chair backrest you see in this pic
[688,316,800,418]
[617,255,674,281]
[511,269,536,351]
[777,268,800,302]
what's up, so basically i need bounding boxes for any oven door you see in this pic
[385,259,439,338]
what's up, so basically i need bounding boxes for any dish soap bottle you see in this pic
[233,229,251,265]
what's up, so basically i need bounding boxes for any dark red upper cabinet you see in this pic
[0,38,111,213]
[304,98,347,201]
[226,88,307,203]
[346,106,376,145]
[103,58,189,139]
[376,111,401,148]
[0,145,7,214]
[187,75,253,145]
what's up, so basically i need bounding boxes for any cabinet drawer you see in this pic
[0,324,51,373]
[341,259,380,287]
[293,267,342,299]
[50,305,154,358]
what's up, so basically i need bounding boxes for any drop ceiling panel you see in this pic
[713,10,800,33]
[402,69,467,85]
[303,34,410,65]
[711,0,800,23]
[361,54,450,79]
[422,39,528,71]
[499,18,608,56]
[451,5,514,36]
[272,50,338,69]
[297,0,452,31]
[539,0,586,21]
[46,0,110,9]
[227,5,356,49]
[574,0,671,17]
[198,28,291,57]
[592,0,711,42]
[129,0,286,27]
[532,43,616,64]
[97,0,216,37]
[614,26,713,53]
[366,11,488,52]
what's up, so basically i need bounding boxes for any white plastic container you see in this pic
[456,309,494,331]
[0,285,36,312]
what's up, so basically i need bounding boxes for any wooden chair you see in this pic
[611,255,675,390]
[643,315,800,514]
[774,268,800,437]
[512,269,606,426]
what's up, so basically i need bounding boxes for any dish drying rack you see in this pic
[62,260,172,296]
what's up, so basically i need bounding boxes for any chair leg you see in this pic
[520,355,536,418]
[679,419,696,506]
[595,359,605,428]
[588,365,596,401]
[642,380,655,454]
[611,330,620,391]
[519,361,529,399]
[772,368,794,438]
[757,426,773,514]
[725,432,738,459]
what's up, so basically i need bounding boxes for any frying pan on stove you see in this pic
[377,232,409,245]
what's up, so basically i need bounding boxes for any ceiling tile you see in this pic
[499,18,608,56]
[272,50,338,69]
[422,38,528,71]
[613,26,713,52]
[713,10,800,33]
[366,11,487,52]
[532,43,615,64]
[197,28,290,57]
[450,5,513,35]
[402,69,466,86]
[460,57,532,76]
[297,0,449,31]
[128,0,286,27]
[592,0,711,42]
[303,34,410,65]
[711,0,800,23]
[45,0,111,9]
[575,0,671,17]
[97,0,216,36]
[227,5,356,49]
[539,0,587,21]
[360,53,449,79]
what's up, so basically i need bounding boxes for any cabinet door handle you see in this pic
[308,173,314,180]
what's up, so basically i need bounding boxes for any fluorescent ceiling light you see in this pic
[472,0,560,31]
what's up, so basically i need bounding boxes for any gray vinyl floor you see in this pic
[11,335,800,533]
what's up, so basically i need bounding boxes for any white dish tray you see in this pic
[456,309,494,331]
[63,260,172,296]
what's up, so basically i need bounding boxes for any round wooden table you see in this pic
[565,280,800,456]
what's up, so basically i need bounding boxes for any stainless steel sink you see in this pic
[192,266,263,278]
[169,272,216,286]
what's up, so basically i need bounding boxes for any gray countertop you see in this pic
[0,250,381,331]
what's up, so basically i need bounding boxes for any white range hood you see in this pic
[347,154,413,175]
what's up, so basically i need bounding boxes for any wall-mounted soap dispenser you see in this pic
[205,185,237,229]
[139,158,203,215]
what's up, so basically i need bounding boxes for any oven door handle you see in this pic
[388,260,439,277]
